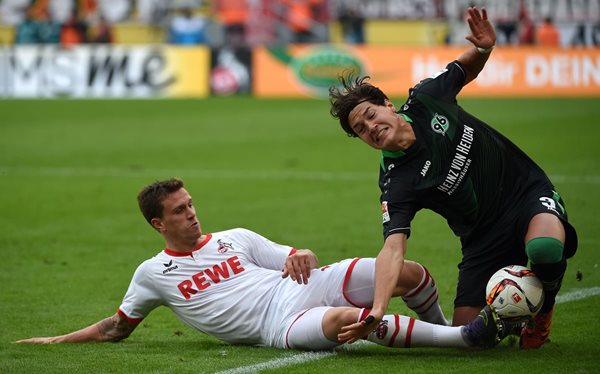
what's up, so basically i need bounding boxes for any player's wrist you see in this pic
[50,335,65,343]
[361,311,383,326]
[476,45,494,54]
[361,315,376,326]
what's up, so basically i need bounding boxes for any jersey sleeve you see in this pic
[381,171,421,239]
[118,261,163,324]
[409,60,467,104]
[235,228,295,270]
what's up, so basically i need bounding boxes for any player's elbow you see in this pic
[108,322,137,342]
[97,314,136,342]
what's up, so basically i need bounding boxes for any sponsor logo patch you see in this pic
[382,201,390,223]
[511,293,522,303]
[420,160,431,177]
[163,260,179,274]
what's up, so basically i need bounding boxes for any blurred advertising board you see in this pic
[253,45,600,98]
[0,46,209,98]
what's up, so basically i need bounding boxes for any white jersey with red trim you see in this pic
[118,228,298,346]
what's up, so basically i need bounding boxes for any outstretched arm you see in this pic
[458,7,497,85]
[338,233,407,343]
[16,313,136,344]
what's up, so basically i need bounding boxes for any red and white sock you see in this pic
[402,264,449,326]
[358,309,468,348]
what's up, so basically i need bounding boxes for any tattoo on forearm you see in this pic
[96,315,132,342]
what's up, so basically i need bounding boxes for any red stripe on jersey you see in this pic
[389,314,400,347]
[403,267,430,298]
[117,308,143,325]
[285,308,312,349]
[405,317,416,348]
[289,248,297,256]
[342,258,367,308]
[164,233,213,257]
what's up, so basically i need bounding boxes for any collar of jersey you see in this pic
[164,233,212,257]
[381,113,413,159]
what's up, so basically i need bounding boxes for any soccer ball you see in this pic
[485,265,544,320]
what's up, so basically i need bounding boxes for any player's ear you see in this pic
[151,217,164,232]
[384,99,397,112]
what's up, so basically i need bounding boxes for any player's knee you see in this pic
[526,237,564,264]
[324,307,359,330]
[339,308,360,326]
[396,260,423,294]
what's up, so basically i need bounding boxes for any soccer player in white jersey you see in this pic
[17,178,508,349]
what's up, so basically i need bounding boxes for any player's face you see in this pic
[348,99,405,151]
[156,188,202,242]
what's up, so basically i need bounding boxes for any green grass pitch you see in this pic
[1,97,599,373]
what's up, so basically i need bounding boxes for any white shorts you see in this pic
[269,258,376,349]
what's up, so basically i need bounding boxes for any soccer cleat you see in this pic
[499,319,526,339]
[462,305,503,348]
[520,307,554,349]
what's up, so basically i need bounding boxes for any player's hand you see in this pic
[282,249,318,284]
[15,336,62,344]
[338,314,381,344]
[465,7,496,49]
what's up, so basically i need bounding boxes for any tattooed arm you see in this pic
[16,313,136,344]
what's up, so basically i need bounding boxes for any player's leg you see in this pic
[452,231,528,327]
[344,258,449,325]
[452,306,482,326]
[399,261,449,325]
[340,307,477,348]
[452,263,492,326]
[286,306,503,350]
[521,213,566,349]
[520,189,578,349]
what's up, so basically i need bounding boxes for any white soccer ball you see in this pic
[485,265,544,321]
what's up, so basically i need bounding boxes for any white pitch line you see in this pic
[214,351,336,374]
[556,287,600,304]
[1,166,599,184]
[214,287,599,374]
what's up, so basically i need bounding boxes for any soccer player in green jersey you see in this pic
[329,7,577,349]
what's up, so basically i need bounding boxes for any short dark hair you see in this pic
[329,74,389,137]
[137,178,184,226]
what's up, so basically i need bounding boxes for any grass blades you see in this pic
[1,97,599,373]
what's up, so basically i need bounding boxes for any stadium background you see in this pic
[1,0,600,98]
[1,0,599,373]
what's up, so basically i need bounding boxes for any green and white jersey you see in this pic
[380,60,551,240]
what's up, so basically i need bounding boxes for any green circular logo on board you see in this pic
[291,47,365,96]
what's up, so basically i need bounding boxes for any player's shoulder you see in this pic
[208,228,259,246]
[127,254,164,282]
[137,251,169,269]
